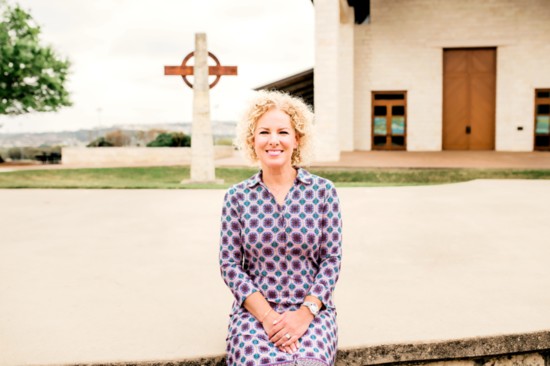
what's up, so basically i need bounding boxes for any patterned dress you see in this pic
[219,168,343,366]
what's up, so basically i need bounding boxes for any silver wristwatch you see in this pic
[301,301,320,316]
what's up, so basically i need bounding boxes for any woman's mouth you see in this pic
[266,150,283,156]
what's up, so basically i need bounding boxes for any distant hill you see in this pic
[0,121,237,147]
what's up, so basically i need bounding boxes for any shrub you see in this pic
[137,129,167,146]
[87,137,114,147]
[147,132,191,147]
[2,146,62,162]
[7,147,22,160]
[171,132,191,147]
[22,147,40,159]
[22,146,62,163]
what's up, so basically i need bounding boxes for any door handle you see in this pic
[466,126,471,134]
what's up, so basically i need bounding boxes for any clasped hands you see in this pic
[262,307,314,354]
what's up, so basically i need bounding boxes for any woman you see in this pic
[219,91,342,366]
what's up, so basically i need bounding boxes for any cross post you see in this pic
[164,33,238,183]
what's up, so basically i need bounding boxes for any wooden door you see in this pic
[534,89,550,151]
[371,91,407,150]
[443,48,496,150]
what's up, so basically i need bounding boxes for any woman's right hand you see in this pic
[262,311,301,354]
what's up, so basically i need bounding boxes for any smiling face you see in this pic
[253,108,299,170]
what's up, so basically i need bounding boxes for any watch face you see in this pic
[305,302,318,315]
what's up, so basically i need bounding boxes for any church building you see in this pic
[259,0,550,161]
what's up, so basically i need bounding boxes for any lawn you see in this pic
[0,166,549,189]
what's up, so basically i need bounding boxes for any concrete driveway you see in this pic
[1,180,549,365]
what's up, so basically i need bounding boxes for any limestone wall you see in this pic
[314,0,343,161]
[350,0,550,151]
[61,146,233,166]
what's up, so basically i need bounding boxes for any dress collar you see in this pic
[245,167,312,188]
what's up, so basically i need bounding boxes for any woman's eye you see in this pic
[280,131,289,135]
[259,131,268,134]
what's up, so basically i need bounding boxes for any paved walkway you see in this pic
[1,180,549,365]
[216,151,550,169]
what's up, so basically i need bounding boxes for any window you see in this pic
[535,89,550,151]
[372,91,407,150]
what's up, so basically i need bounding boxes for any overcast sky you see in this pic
[0,0,314,133]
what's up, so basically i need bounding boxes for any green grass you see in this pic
[311,167,550,186]
[0,166,549,189]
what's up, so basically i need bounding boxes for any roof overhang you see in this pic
[346,0,370,24]
[254,1,371,107]
[254,68,314,108]
[312,0,370,24]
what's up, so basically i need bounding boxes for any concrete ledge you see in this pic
[336,330,550,365]
[48,330,550,366]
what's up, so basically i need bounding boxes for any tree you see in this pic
[104,129,132,147]
[0,2,71,115]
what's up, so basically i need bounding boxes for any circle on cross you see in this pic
[181,51,222,89]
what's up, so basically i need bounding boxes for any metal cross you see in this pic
[164,51,237,89]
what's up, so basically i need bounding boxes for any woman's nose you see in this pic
[268,133,279,145]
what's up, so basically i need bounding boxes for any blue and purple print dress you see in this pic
[219,168,343,366]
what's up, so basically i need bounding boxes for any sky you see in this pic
[0,0,314,133]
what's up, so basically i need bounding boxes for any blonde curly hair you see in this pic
[236,90,315,167]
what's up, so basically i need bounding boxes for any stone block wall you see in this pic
[61,146,233,166]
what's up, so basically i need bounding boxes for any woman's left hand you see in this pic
[267,307,314,348]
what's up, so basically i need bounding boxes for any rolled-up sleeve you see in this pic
[219,189,259,306]
[308,183,343,309]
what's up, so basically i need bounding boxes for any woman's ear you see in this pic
[294,135,300,149]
